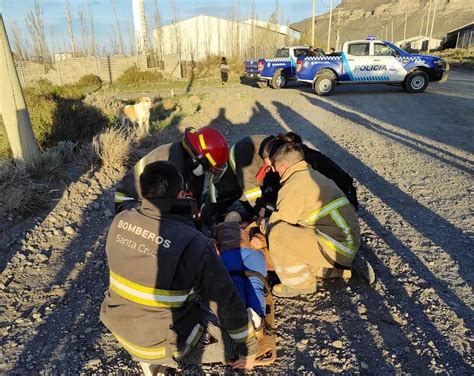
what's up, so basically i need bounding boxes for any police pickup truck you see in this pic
[296,38,450,96]
[245,46,325,89]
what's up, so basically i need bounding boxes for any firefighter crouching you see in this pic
[261,143,361,298]
[205,132,358,227]
[115,127,229,213]
[101,161,257,374]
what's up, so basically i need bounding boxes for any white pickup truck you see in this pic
[296,38,450,96]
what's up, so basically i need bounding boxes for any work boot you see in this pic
[351,255,376,285]
[314,267,352,280]
[272,283,316,298]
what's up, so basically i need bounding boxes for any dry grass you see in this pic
[0,160,46,216]
[92,127,131,169]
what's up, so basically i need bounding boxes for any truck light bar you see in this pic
[366,36,376,40]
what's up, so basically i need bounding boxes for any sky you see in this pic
[0,0,341,52]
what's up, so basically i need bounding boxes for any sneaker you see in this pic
[352,255,376,285]
[272,283,316,298]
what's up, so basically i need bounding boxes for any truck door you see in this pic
[371,42,407,82]
[291,48,309,77]
[342,41,372,82]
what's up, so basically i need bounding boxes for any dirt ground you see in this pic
[1,70,473,375]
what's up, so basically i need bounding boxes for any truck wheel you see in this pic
[271,70,288,89]
[403,71,429,93]
[257,80,269,89]
[314,74,336,96]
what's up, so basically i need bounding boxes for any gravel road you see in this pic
[1,70,473,375]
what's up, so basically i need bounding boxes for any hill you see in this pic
[291,0,474,49]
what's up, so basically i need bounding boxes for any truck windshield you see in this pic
[275,48,290,58]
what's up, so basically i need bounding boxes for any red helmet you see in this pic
[183,127,229,174]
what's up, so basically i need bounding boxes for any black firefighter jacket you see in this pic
[114,142,205,213]
[100,198,257,363]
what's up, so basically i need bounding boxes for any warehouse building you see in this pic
[153,15,300,61]
[443,22,474,49]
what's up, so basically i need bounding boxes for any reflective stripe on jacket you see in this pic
[101,198,256,363]
[269,161,360,267]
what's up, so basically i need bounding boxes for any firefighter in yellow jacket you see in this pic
[101,161,257,374]
[262,143,361,298]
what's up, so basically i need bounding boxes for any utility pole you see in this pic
[391,18,394,42]
[311,0,316,46]
[425,0,432,36]
[335,9,341,51]
[403,10,408,40]
[419,14,424,36]
[430,0,438,39]
[327,0,333,52]
[385,25,388,41]
[0,14,39,162]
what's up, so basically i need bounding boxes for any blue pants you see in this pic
[221,248,267,317]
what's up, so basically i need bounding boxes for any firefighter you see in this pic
[261,143,361,298]
[101,161,257,374]
[277,132,358,210]
[206,132,358,225]
[202,135,283,228]
[114,127,229,213]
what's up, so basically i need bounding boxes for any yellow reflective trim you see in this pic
[135,157,146,176]
[110,284,185,308]
[114,192,134,203]
[302,197,349,225]
[244,187,262,200]
[199,134,207,150]
[330,210,355,248]
[110,271,190,296]
[229,145,236,173]
[113,332,166,360]
[209,181,217,203]
[205,152,217,166]
[109,271,195,308]
[228,322,256,343]
[317,230,356,259]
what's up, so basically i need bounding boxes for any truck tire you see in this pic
[271,70,288,89]
[257,80,269,89]
[314,73,336,96]
[403,70,429,93]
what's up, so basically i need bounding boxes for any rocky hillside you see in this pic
[291,0,474,48]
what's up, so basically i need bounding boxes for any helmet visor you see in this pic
[209,163,228,183]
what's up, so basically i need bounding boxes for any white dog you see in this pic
[120,96,153,135]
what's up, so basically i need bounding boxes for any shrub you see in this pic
[92,128,130,169]
[77,74,102,86]
[24,90,109,147]
[117,66,163,84]
[28,149,66,180]
[83,92,123,124]
[0,160,46,216]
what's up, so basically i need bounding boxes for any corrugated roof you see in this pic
[446,22,474,35]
